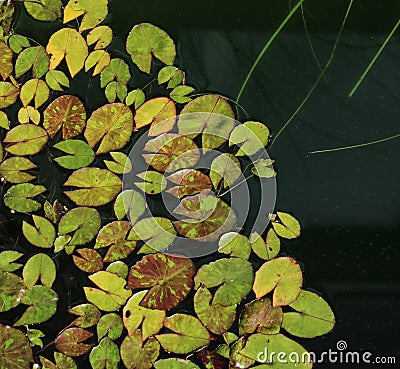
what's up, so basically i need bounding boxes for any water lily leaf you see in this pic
[123,290,165,340]
[45,70,70,91]
[0,110,9,129]
[58,207,101,246]
[4,183,46,212]
[105,81,127,103]
[143,133,199,172]
[0,82,19,108]
[126,89,145,108]
[134,170,167,195]
[8,34,30,54]
[166,169,212,198]
[173,191,237,242]
[0,157,36,183]
[253,257,303,306]
[134,97,176,136]
[282,290,335,338]
[251,158,276,178]
[100,58,130,87]
[54,235,73,253]
[194,286,236,334]
[272,211,301,239]
[73,248,103,273]
[54,352,77,369]
[27,329,45,348]
[104,151,132,174]
[233,333,312,368]
[85,103,133,154]
[85,50,111,76]
[178,94,235,149]
[47,28,88,77]
[55,327,93,357]
[4,124,48,155]
[197,348,229,369]
[154,358,201,369]
[63,0,109,32]
[69,303,101,328]
[39,356,57,369]
[239,297,283,335]
[218,232,251,259]
[229,121,270,156]
[0,251,23,272]
[210,153,241,189]
[14,285,58,326]
[22,216,56,249]
[114,190,146,223]
[170,85,194,104]
[128,217,176,252]
[106,261,128,278]
[18,106,41,124]
[0,40,12,80]
[94,221,136,262]
[0,323,33,369]
[126,23,176,74]
[250,229,280,260]
[194,258,254,306]
[0,271,24,312]
[63,167,122,206]
[87,26,112,50]
[84,271,132,311]
[53,140,94,169]
[127,253,195,310]
[121,331,160,369]
[0,2,15,36]
[158,66,184,88]
[22,253,56,289]
[43,95,86,139]
[20,78,49,108]
[97,313,123,340]
[43,199,64,223]
[156,314,210,354]
[23,0,62,21]
[15,46,49,78]
[89,337,120,369]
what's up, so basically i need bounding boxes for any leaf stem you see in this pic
[348,17,400,97]
[218,174,254,197]
[309,132,400,154]
[235,0,305,105]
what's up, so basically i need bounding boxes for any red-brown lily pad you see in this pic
[166,169,212,198]
[55,327,93,357]
[127,253,196,310]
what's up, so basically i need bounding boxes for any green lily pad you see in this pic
[8,35,31,54]
[250,229,280,260]
[158,66,184,88]
[143,133,200,173]
[194,286,236,335]
[45,70,70,91]
[0,157,37,183]
[15,46,49,78]
[14,285,58,326]
[85,103,133,155]
[27,328,45,348]
[272,211,301,239]
[87,26,113,50]
[194,257,254,306]
[123,290,166,340]
[0,40,13,80]
[127,253,195,310]
[85,50,111,76]
[210,153,242,189]
[0,271,24,312]
[0,110,9,129]
[170,85,194,104]
[23,0,62,21]
[166,169,212,198]
[0,324,33,369]
[178,94,235,149]
[63,0,108,32]
[282,290,335,338]
[97,313,123,341]
[22,215,56,249]
[126,89,145,108]
[53,140,94,169]
[252,159,276,178]
[0,251,23,272]
[155,314,210,354]
[63,167,122,206]
[106,261,129,278]
[73,248,103,273]
[154,358,201,369]
[104,151,132,174]
[100,58,130,87]
[4,183,46,213]
[89,337,120,369]
[22,253,56,289]
[229,121,270,156]
[126,23,176,73]
[0,82,19,109]
[239,297,283,335]
[58,207,101,246]
[4,124,48,156]
[20,78,49,108]
[69,303,101,328]
[84,271,132,312]
[120,330,160,369]
[253,257,303,306]
[43,95,86,139]
[55,327,93,357]
[135,170,167,195]
[218,232,251,259]
[114,190,146,223]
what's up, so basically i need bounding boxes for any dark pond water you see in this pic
[1,1,400,368]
